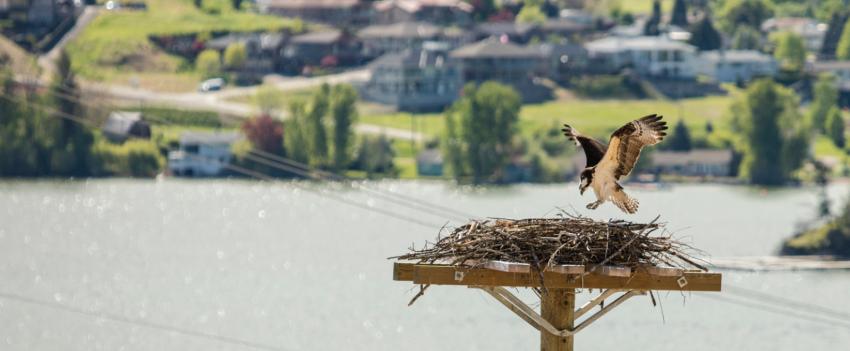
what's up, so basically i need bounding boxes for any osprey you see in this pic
[561,114,668,214]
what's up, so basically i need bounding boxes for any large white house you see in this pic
[697,50,778,83]
[168,132,240,177]
[584,36,697,79]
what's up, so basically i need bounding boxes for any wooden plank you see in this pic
[540,289,574,351]
[393,263,722,292]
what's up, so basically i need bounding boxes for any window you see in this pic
[184,144,199,154]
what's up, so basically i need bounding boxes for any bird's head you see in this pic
[579,168,594,195]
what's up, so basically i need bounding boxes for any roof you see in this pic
[260,0,362,9]
[103,111,143,135]
[374,0,472,13]
[180,131,240,145]
[206,33,258,50]
[291,30,343,44]
[371,45,453,69]
[476,22,538,37]
[761,17,819,31]
[585,36,696,52]
[531,42,587,58]
[416,149,443,164]
[541,18,592,32]
[451,38,542,59]
[700,50,775,63]
[359,21,440,39]
[653,149,733,167]
[811,60,850,71]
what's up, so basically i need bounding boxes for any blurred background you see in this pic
[2,0,850,350]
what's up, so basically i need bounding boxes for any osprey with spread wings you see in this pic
[561,114,668,214]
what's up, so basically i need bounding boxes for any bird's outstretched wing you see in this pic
[562,124,607,168]
[598,114,668,180]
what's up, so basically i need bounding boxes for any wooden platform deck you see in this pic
[393,262,722,292]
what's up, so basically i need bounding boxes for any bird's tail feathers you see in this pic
[611,189,639,214]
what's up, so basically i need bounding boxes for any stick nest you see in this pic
[393,214,706,272]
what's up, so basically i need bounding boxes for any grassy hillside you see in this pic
[66,0,302,91]
[360,94,735,141]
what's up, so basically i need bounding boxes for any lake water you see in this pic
[1,179,849,350]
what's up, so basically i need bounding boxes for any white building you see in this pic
[652,149,734,177]
[697,50,778,83]
[761,17,827,52]
[584,36,697,79]
[168,132,240,177]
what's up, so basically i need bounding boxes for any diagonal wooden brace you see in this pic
[474,286,645,338]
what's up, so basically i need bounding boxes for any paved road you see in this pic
[79,70,422,141]
[24,7,420,142]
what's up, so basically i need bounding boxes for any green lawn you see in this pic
[599,0,673,15]
[228,86,319,108]
[67,0,302,91]
[360,95,736,141]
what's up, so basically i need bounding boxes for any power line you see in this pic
[700,293,850,331]
[0,291,289,351]
[10,71,850,335]
[725,284,850,323]
[4,73,478,223]
[0,92,445,229]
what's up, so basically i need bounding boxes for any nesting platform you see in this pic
[393,261,722,351]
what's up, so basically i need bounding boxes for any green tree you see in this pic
[668,119,693,151]
[330,84,357,171]
[284,100,310,165]
[468,0,497,21]
[688,17,722,51]
[356,135,395,177]
[446,82,521,183]
[772,32,806,72]
[827,107,846,148]
[51,50,93,176]
[810,74,839,132]
[671,0,688,27]
[815,0,847,22]
[231,0,243,10]
[643,0,661,36]
[837,18,850,60]
[717,0,774,33]
[731,26,762,50]
[516,2,546,25]
[307,83,330,167]
[196,49,221,78]
[443,107,466,178]
[223,43,247,70]
[731,79,809,185]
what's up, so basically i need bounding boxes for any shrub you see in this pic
[196,49,221,78]
[92,139,164,177]
[572,75,642,98]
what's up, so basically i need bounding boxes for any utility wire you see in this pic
[725,284,850,323]
[0,93,444,229]
[0,291,288,351]
[4,75,477,223]
[9,72,850,334]
[700,293,850,330]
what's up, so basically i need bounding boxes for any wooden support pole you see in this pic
[540,288,575,351]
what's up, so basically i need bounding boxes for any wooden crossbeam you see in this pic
[394,262,722,292]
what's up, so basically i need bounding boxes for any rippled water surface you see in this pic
[1,179,848,350]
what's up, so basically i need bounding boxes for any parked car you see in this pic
[198,78,225,92]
